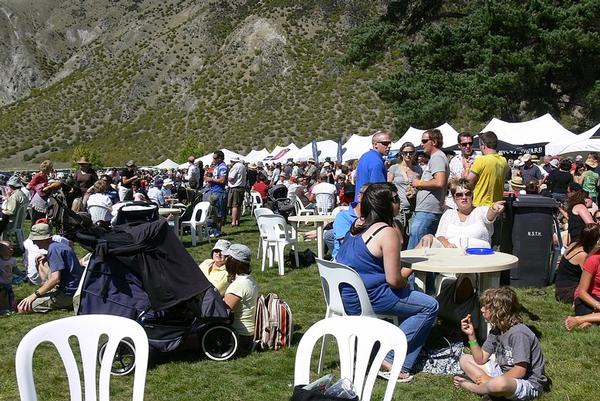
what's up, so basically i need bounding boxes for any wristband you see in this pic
[34,290,42,298]
[468,340,478,347]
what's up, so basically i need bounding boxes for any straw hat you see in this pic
[586,159,598,169]
[510,176,525,189]
[77,156,91,164]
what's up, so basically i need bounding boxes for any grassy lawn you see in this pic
[1,215,598,401]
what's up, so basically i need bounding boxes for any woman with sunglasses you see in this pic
[337,182,438,383]
[388,142,422,248]
[421,178,505,250]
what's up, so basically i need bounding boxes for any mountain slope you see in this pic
[0,0,397,168]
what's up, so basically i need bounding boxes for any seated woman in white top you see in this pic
[86,180,113,223]
[423,178,505,249]
[222,243,259,357]
[418,178,505,325]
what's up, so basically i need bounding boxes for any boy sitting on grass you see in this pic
[453,287,548,401]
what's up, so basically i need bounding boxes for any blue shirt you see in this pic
[332,202,358,260]
[210,162,228,193]
[354,149,386,202]
[47,241,83,296]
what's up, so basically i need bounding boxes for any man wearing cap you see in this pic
[227,157,247,227]
[519,153,543,185]
[0,176,28,235]
[198,239,231,296]
[148,177,167,207]
[74,157,98,208]
[185,156,201,189]
[119,160,139,201]
[354,130,392,202]
[206,150,228,234]
[17,223,83,313]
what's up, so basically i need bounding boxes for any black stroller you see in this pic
[266,184,295,220]
[47,193,239,375]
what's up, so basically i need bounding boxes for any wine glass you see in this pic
[459,236,470,255]
[422,235,433,256]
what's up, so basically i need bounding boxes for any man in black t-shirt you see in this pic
[119,160,138,201]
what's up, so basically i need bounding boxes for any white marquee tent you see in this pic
[154,158,180,170]
[244,148,270,163]
[342,134,373,162]
[196,148,245,166]
[546,123,600,155]
[267,144,299,162]
[545,122,600,155]
[392,123,460,149]
[288,140,338,162]
[481,113,576,146]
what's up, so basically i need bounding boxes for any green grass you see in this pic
[0,215,598,401]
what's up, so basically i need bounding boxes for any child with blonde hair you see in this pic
[453,287,548,400]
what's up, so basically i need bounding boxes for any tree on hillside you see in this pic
[71,145,104,169]
[177,136,205,162]
[348,0,600,130]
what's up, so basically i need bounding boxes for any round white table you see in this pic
[288,214,334,259]
[158,207,183,238]
[401,247,518,336]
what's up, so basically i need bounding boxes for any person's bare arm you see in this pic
[577,270,600,311]
[17,270,61,313]
[380,227,408,289]
[467,171,479,187]
[573,204,595,225]
[223,293,241,310]
[413,171,447,190]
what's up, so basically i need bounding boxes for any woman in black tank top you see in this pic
[555,224,600,303]
[566,189,594,244]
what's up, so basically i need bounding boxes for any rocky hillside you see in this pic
[0,0,397,168]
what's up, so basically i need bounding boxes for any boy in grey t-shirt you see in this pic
[454,287,548,400]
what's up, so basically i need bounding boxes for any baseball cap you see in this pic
[222,243,251,264]
[7,175,22,188]
[29,223,52,241]
[212,239,231,252]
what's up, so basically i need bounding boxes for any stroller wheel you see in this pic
[98,338,137,376]
[201,325,238,361]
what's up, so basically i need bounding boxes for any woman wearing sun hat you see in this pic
[198,239,231,296]
[582,158,599,201]
[222,243,259,356]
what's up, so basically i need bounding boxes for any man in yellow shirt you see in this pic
[467,131,508,207]
[198,239,231,296]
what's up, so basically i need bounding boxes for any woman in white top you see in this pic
[430,178,505,248]
[86,180,113,223]
[223,243,259,357]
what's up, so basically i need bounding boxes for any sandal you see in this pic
[377,370,414,383]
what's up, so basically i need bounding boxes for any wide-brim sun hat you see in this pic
[521,153,532,162]
[29,223,52,241]
[586,159,598,169]
[510,176,525,189]
[77,157,91,164]
[7,175,22,188]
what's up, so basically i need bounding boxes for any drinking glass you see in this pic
[459,236,469,255]
[422,236,433,256]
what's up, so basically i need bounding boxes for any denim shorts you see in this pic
[210,192,227,218]
[487,360,540,401]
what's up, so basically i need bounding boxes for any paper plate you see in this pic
[465,247,494,255]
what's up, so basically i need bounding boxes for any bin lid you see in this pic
[512,195,558,209]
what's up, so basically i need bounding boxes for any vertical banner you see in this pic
[311,139,319,166]
[337,136,343,164]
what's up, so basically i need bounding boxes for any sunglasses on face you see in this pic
[460,142,474,147]
[378,141,392,146]
[421,138,431,144]
[454,191,473,198]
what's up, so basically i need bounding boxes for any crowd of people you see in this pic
[4,128,600,399]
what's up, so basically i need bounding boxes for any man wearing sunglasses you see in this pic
[467,131,508,207]
[449,132,476,180]
[354,130,392,202]
[407,129,449,250]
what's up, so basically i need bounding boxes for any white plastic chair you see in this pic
[294,316,407,401]
[16,314,149,401]
[180,201,211,246]
[88,204,112,224]
[253,208,275,258]
[259,214,299,275]
[315,258,399,373]
[241,191,252,216]
[0,205,26,250]
[250,191,263,214]
[294,198,316,225]
[315,193,335,215]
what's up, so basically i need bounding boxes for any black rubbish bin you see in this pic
[508,195,558,288]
